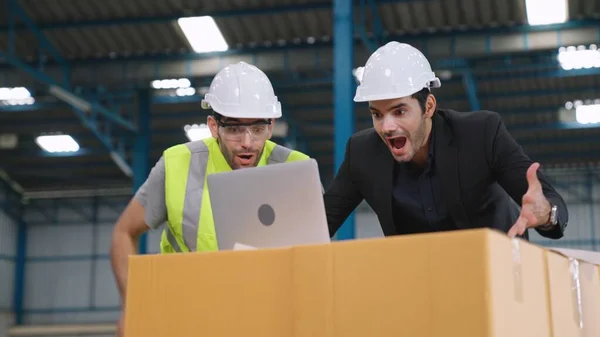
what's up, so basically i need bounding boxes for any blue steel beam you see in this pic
[0,18,596,72]
[369,0,385,45]
[12,205,26,325]
[0,1,137,178]
[1,117,596,153]
[5,71,597,115]
[2,106,597,158]
[9,0,69,85]
[356,0,386,52]
[0,173,22,222]
[7,144,600,173]
[0,0,428,32]
[8,179,26,326]
[8,130,599,162]
[333,0,356,241]
[133,89,151,254]
[8,110,596,145]
[24,199,128,226]
[0,48,595,96]
[8,136,295,161]
[356,0,378,53]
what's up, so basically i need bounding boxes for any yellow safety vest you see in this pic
[160,137,310,253]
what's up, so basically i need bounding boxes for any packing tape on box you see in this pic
[511,238,523,302]
[568,257,584,330]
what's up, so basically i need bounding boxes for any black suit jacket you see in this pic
[324,109,568,239]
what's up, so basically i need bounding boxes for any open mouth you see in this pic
[236,154,254,165]
[386,136,407,155]
[387,136,407,150]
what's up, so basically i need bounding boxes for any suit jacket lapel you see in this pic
[434,112,470,229]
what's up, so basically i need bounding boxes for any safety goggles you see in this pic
[216,119,272,142]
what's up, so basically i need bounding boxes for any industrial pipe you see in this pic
[23,187,132,199]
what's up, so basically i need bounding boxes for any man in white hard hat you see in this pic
[109,61,311,336]
[324,41,568,240]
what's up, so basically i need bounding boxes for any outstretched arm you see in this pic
[110,157,167,337]
[485,113,568,239]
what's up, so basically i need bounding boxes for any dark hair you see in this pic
[211,111,271,124]
[211,111,224,121]
[411,88,431,114]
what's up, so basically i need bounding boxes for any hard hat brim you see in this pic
[202,97,282,119]
[353,77,441,102]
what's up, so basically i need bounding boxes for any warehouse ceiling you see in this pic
[1,0,600,191]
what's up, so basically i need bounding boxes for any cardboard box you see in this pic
[545,248,600,337]
[124,228,551,337]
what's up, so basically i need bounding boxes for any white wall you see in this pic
[21,196,163,326]
[0,183,18,337]
[355,168,600,251]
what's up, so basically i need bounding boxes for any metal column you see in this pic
[333,0,355,240]
[132,89,151,254]
[13,203,26,325]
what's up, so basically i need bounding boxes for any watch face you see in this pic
[551,205,558,225]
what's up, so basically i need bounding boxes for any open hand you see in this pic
[508,162,552,237]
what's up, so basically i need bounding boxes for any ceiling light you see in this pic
[557,45,600,70]
[575,104,600,125]
[0,87,35,106]
[525,0,568,26]
[177,16,228,53]
[35,134,80,153]
[151,78,192,90]
[176,87,196,97]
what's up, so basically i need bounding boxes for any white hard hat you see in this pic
[201,61,282,119]
[354,41,441,102]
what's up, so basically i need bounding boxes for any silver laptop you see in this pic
[206,159,331,250]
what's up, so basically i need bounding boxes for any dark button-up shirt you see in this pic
[391,126,456,234]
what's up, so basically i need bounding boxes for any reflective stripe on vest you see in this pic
[162,138,306,253]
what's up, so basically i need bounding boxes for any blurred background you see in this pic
[0,0,599,336]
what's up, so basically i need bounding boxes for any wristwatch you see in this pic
[538,204,558,230]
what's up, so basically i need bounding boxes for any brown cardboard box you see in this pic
[124,228,551,337]
[545,248,600,337]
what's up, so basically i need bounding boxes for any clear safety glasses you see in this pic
[217,120,271,142]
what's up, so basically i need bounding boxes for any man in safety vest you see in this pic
[109,61,311,336]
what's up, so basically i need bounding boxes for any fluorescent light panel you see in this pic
[184,124,212,141]
[35,134,80,153]
[176,87,196,97]
[557,45,600,70]
[565,100,600,125]
[0,87,35,106]
[525,0,568,26]
[177,16,228,53]
[576,105,600,125]
[575,104,600,125]
[151,78,191,90]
